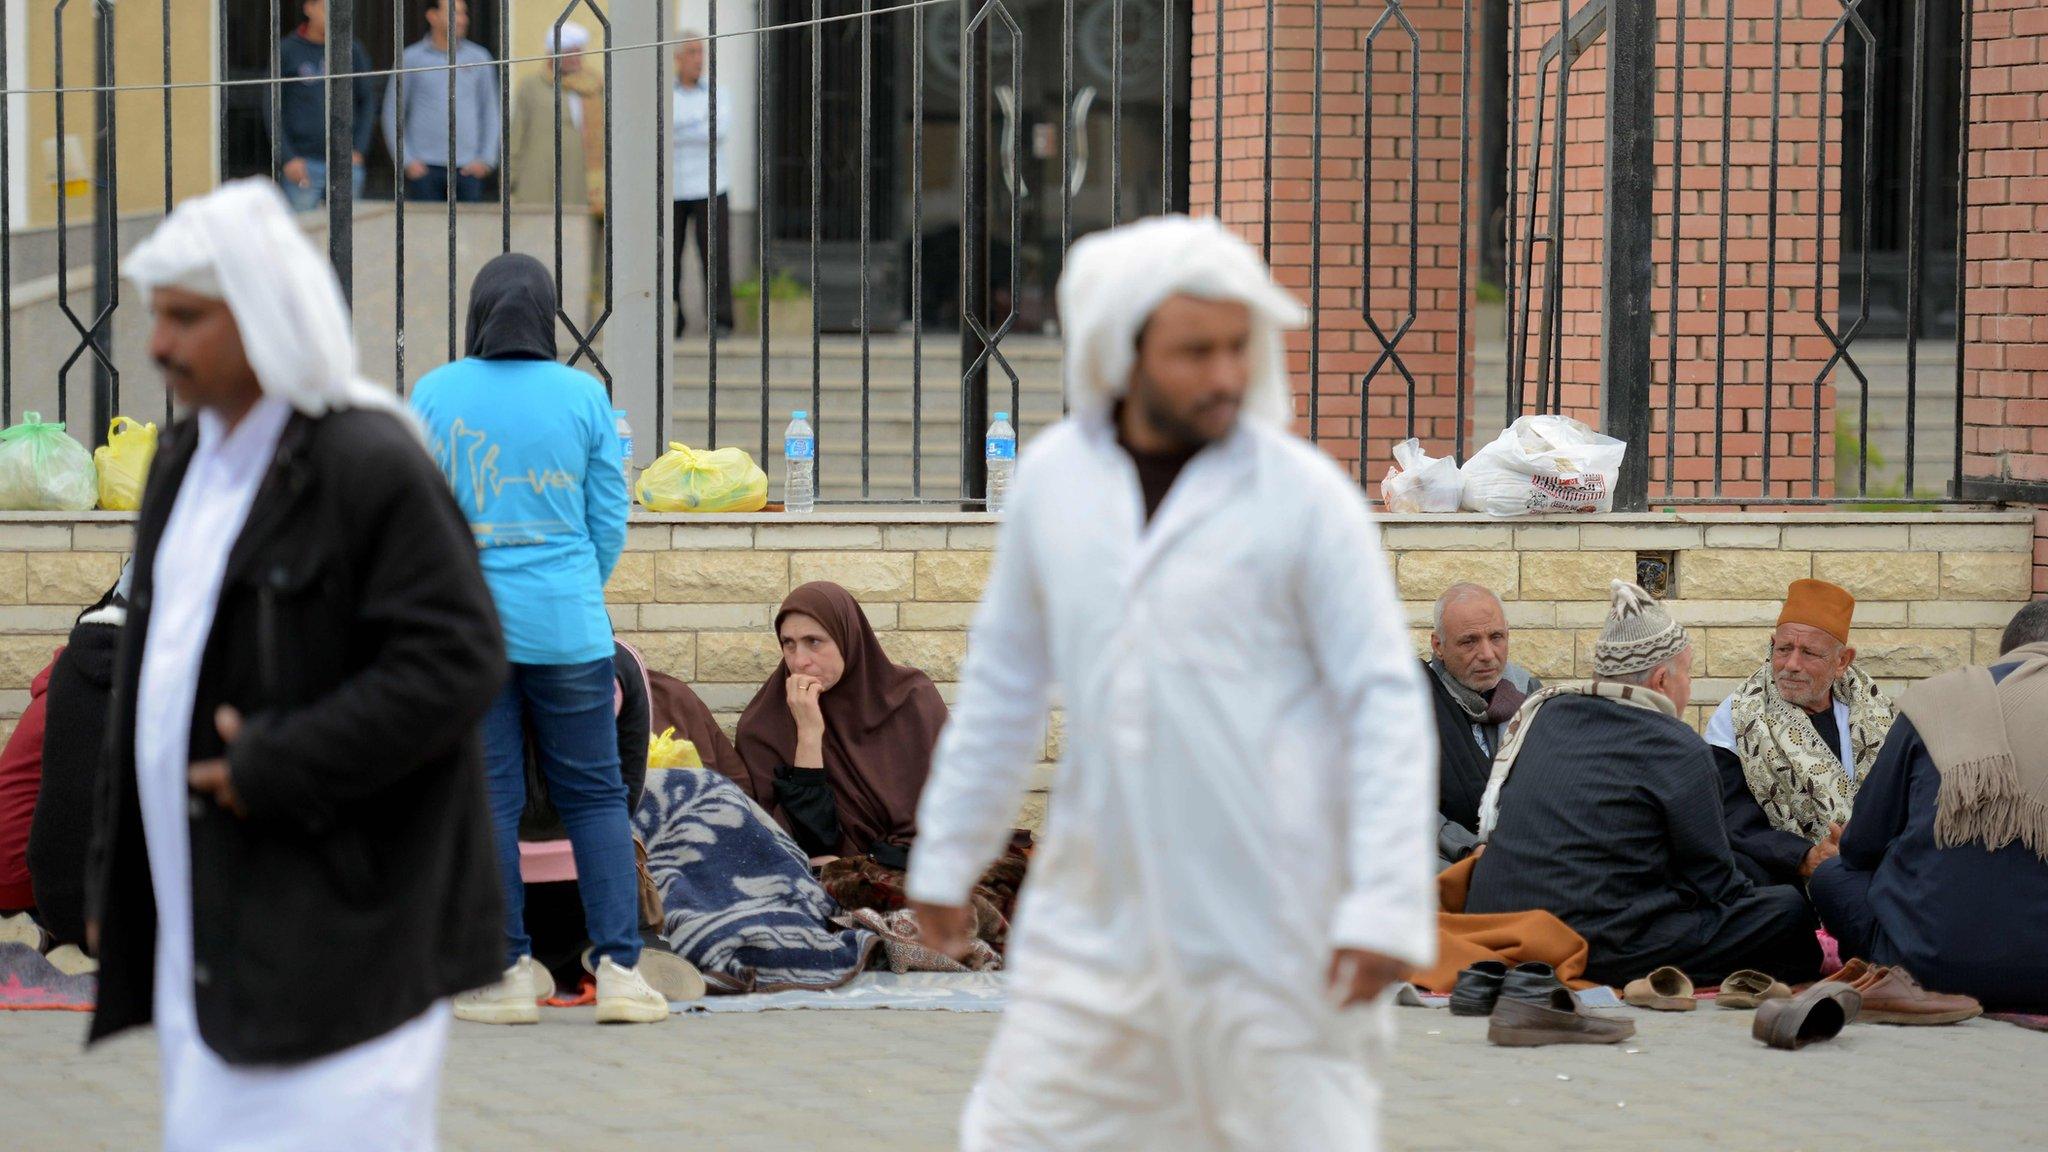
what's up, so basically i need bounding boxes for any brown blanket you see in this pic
[1408,855,1597,993]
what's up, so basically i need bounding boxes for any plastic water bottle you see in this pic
[612,409,634,489]
[984,411,1017,513]
[784,410,816,513]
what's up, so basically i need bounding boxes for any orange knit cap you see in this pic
[1777,578,1855,644]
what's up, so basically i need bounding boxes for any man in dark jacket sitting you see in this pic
[1466,582,1821,989]
[88,180,506,1151]
[1810,601,2048,1013]
[1422,582,1541,870]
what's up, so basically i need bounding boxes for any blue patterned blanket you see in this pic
[633,766,877,994]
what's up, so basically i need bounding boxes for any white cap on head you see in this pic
[124,178,408,422]
[548,22,590,52]
[1054,214,1306,428]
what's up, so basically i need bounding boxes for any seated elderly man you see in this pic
[1465,581,1820,988]
[1808,601,2048,1013]
[1422,583,1542,869]
[1705,579,1896,887]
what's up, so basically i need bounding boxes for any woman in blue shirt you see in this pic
[411,254,664,1024]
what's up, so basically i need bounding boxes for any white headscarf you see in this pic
[124,178,407,421]
[548,22,591,52]
[1055,214,1307,428]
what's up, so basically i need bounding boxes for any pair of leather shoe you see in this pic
[1449,960,1563,1017]
[1452,962,1637,1046]
[1823,959,1982,1025]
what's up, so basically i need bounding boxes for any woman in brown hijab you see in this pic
[733,582,949,868]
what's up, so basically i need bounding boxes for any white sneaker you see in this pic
[594,956,669,1024]
[453,963,542,1025]
[0,912,46,951]
[44,944,97,976]
[581,944,705,1002]
[515,954,555,1001]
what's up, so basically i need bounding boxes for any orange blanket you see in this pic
[1407,855,1598,993]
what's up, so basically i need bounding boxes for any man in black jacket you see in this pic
[274,0,380,212]
[89,179,506,1150]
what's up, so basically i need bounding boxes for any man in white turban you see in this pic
[87,179,508,1151]
[907,215,1436,1151]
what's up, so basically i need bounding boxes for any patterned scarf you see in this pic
[1728,664,1895,842]
[1429,658,1528,727]
[1476,681,1678,840]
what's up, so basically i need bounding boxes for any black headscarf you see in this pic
[464,253,558,361]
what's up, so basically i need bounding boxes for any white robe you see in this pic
[906,413,1437,1152]
[135,397,450,1152]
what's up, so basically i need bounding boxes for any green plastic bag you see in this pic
[0,413,98,512]
[635,443,769,513]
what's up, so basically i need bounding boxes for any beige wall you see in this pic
[25,0,214,227]
[0,512,2034,816]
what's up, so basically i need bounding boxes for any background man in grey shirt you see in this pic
[382,0,500,203]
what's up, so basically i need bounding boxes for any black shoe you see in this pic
[1449,960,1508,1017]
[1500,961,1569,1007]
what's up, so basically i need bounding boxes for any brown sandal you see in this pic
[1623,965,1698,1012]
[1717,969,1792,1010]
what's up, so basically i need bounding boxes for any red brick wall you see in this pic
[1190,0,1477,485]
[1964,1,2048,596]
[1511,0,1842,499]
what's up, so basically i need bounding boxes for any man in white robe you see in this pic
[906,215,1437,1151]
[87,179,506,1152]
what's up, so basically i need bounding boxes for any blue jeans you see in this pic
[280,160,366,213]
[482,660,641,970]
[406,165,489,203]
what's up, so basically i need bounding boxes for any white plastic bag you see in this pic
[1459,415,1626,516]
[1379,438,1464,513]
[0,413,98,512]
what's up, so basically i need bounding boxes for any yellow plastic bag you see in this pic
[647,726,704,770]
[634,442,768,513]
[93,417,158,512]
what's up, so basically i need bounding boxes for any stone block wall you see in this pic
[1382,512,2037,729]
[0,513,2034,766]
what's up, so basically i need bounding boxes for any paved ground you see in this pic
[2,1003,2041,1150]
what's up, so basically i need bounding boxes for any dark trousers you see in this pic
[1588,884,1822,987]
[1807,857,1890,965]
[672,194,735,334]
[406,165,489,204]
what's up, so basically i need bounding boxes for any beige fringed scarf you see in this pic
[1898,641,2048,864]
[1476,681,1678,841]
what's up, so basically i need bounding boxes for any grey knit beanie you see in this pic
[1593,580,1690,677]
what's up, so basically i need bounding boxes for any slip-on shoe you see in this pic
[1487,986,1636,1047]
[1448,961,1509,1017]
[1753,982,1861,1049]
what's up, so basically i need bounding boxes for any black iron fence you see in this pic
[0,0,1992,509]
